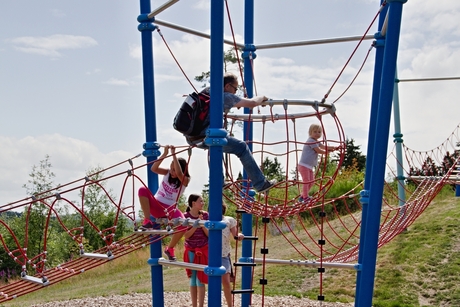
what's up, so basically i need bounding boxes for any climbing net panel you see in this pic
[230,123,460,265]
[0,154,169,303]
[222,98,346,217]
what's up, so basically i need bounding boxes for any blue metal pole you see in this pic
[138,1,164,306]
[205,0,226,306]
[354,0,387,302]
[456,165,460,197]
[241,1,255,306]
[355,1,407,306]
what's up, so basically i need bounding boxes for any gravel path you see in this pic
[30,292,355,307]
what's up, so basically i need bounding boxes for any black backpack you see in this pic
[173,90,210,145]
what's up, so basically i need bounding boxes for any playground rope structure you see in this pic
[3,0,460,304]
[0,154,166,302]
[0,115,458,303]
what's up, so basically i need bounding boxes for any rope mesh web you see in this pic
[0,155,166,302]
[0,120,459,302]
[227,123,460,266]
[4,0,458,304]
[222,99,345,217]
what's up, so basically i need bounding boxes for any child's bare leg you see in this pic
[198,285,206,307]
[190,285,198,307]
[167,231,184,249]
[139,196,150,221]
[222,273,232,307]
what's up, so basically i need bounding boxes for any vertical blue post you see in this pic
[138,1,164,306]
[355,1,407,306]
[205,0,226,306]
[456,166,460,196]
[354,0,387,302]
[240,1,255,307]
[393,71,406,207]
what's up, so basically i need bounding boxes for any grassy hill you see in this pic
[2,191,460,307]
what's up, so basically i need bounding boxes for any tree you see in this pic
[421,156,441,176]
[0,212,22,277]
[194,47,242,87]
[339,138,366,172]
[194,71,210,88]
[77,166,130,253]
[441,151,460,175]
[21,155,57,264]
[0,155,58,275]
[261,157,285,182]
[223,48,241,73]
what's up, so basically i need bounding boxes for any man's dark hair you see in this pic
[224,73,238,86]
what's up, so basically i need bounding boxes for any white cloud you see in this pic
[410,44,460,76]
[10,34,98,57]
[14,46,62,57]
[129,43,141,59]
[104,78,131,86]
[153,34,210,74]
[0,133,213,218]
[0,134,139,206]
[193,0,210,11]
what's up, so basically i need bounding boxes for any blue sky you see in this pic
[1,0,459,211]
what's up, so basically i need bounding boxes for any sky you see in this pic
[1,0,459,214]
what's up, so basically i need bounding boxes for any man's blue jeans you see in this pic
[222,136,266,191]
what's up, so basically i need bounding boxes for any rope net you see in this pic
[0,154,166,302]
[221,99,345,217]
[0,123,458,302]
[228,123,459,267]
[4,0,458,303]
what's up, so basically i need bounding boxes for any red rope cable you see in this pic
[224,0,247,96]
[332,45,374,104]
[155,28,198,93]
[322,1,386,102]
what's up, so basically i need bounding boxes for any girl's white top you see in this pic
[222,216,237,257]
[154,172,186,206]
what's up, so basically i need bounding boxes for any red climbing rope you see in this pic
[322,1,387,103]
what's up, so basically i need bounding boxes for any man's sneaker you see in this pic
[139,220,154,231]
[257,180,276,193]
[164,248,176,261]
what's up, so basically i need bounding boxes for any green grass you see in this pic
[2,192,460,307]
[372,194,460,307]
